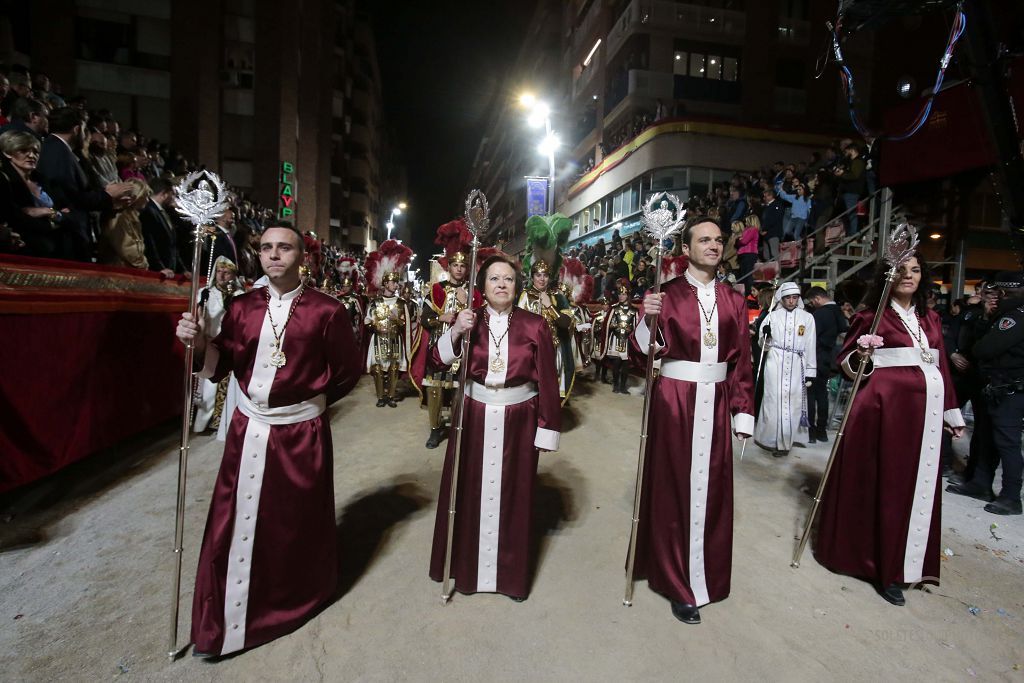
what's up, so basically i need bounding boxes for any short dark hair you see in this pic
[261,220,305,253]
[149,177,174,195]
[11,97,46,122]
[806,286,829,299]
[680,214,722,248]
[476,254,521,297]
[48,107,86,134]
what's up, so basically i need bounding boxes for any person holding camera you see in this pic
[834,143,866,236]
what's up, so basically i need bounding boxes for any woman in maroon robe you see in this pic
[428,255,562,600]
[815,254,965,606]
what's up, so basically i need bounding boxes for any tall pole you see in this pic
[440,190,489,603]
[791,223,920,568]
[166,171,230,661]
[622,193,685,606]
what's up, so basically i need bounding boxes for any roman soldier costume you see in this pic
[364,240,414,407]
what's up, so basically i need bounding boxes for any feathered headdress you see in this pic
[660,254,689,282]
[365,239,413,294]
[336,256,358,288]
[558,257,593,305]
[434,218,473,269]
[522,213,572,276]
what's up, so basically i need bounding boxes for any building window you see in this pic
[689,53,706,78]
[673,51,688,76]
[706,55,722,80]
[723,57,739,82]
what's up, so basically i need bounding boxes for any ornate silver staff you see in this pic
[791,223,920,568]
[440,189,489,603]
[168,170,230,659]
[623,193,685,606]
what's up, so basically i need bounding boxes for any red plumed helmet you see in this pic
[365,239,413,294]
[660,255,689,282]
[434,218,473,269]
[558,257,593,304]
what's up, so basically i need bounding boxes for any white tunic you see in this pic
[754,306,817,451]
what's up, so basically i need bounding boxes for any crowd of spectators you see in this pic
[569,138,877,303]
[0,63,337,286]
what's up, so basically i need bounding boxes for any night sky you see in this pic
[369,0,537,261]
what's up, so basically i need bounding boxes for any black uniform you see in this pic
[969,295,1024,513]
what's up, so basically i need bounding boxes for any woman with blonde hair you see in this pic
[99,177,151,268]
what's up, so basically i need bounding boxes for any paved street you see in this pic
[1,375,1022,681]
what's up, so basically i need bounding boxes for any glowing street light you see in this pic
[518,92,557,214]
[386,202,407,241]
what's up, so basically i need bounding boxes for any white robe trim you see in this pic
[684,271,718,607]
[220,282,299,655]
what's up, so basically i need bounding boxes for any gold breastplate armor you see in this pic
[610,304,633,353]
[439,282,468,336]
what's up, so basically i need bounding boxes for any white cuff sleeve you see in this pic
[197,343,220,379]
[439,330,461,365]
[805,368,817,379]
[634,318,663,355]
[944,409,966,429]
[534,427,560,451]
[733,412,755,437]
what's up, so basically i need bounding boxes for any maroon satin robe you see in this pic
[191,286,360,655]
[629,274,754,607]
[815,306,961,587]
[428,306,562,598]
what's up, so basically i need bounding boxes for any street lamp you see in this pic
[386,203,407,241]
[519,93,557,215]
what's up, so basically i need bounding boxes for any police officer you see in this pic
[947,271,1024,515]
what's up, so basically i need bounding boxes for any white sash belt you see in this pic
[660,360,728,383]
[237,391,326,424]
[466,381,538,406]
[871,347,940,369]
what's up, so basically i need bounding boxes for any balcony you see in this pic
[572,56,601,101]
[604,69,674,121]
[607,0,746,62]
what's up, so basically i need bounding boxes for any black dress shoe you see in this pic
[375,398,387,407]
[945,482,996,502]
[387,398,398,408]
[772,449,789,458]
[984,498,1022,516]
[808,433,817,444]
[940,465,956,478]
[425,427,446,449]
[510,596,527,603]
[946,472,965,486]
[877,583,905,606]
[670,601,701,624]
[816,428,829,443]
[192,649,213,659]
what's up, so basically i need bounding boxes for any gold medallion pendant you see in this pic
[703,329,718,348]
[270,348,287,368]
[490,356,506,373]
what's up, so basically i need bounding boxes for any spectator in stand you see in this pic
[835,142,866,236]
[736,218,759,295]
[0,130,67,257]
[116,151,146,181]
[0,98,49,140]
[118,129,139,155]
[84,122,119,187]
[623,239,636,280]
[141,176,184,276]
[203,206,240,274]
[725,186,747,227]
[723,218,742,271]
[37,107,132,261]
[32,72,65,109]
[760,187,785,261]
[808,170,836,232]
[775,178,811,241]
[2,72,32,114]
[99,178,151,269]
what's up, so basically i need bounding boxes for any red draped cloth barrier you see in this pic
[1,254,192,493]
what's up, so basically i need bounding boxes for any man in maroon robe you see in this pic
[631,217,754,625]
[176,222,360,656]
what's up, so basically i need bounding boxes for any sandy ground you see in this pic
[1,375,1022,682]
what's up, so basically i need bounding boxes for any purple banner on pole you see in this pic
[525,176,549,218]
